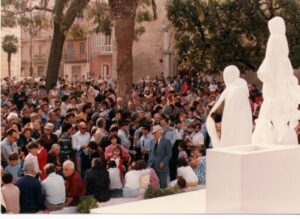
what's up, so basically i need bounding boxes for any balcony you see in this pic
[64,53,88,63]
[32,54,47,63]
[91,45,113,56]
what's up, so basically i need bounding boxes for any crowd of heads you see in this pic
[2,73,298,213]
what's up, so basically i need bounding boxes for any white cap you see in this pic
[152,125,163,134]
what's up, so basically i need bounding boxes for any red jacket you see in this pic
[66,171,86,201]
[37,147,48,181]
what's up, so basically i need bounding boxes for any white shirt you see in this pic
[124,169,150,190]
[24,153,39,174]
[177,166,198,183]
[108,168,122,189]
[41,173,66,204]
[192,132,204,146]
[72,131,91,151]
[117,129,130,150]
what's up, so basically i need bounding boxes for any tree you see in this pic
[2,0,91,90]
[88,0,157,101]
[2,35,18,78]
[45,0,91,90]
[167,0,300,75]
[109,0,139,101]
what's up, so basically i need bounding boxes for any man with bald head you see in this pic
[63,160,86,206]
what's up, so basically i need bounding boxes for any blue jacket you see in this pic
[16,175,44,213]
[148,137,172,173]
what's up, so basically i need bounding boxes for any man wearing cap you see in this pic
[148,125,172,188]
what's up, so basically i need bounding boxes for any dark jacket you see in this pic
[85,166,110,202]
[16,175,44,213]
[148,137,172,173]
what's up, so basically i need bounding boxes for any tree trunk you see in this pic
[7,53,11,78]
[109,0,138,102]
[45,22,66,91]
[114,16,135,102]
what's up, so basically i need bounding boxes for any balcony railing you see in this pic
[91,45,112,55]
[32,54,47,62]
[64,53,88,62]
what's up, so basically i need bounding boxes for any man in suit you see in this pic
[16,161,44,213]
[148,125,172,188]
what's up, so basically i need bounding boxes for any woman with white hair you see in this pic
[38,123,58,152]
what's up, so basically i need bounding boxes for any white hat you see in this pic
[152,125,163,134]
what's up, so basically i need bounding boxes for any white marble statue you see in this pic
[206,65,253,147]
[252,16,300,145]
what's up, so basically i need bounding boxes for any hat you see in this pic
[152,125,163,134]
[141,120,152,129]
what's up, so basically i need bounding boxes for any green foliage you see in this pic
[86,0,112,35]
[1,0,52,37]
[76,196,98,213]
[136,10,152,22]
[144,187,181,199]
[69,23,88,39]
[2,34,18,54]
[134,26,146,41]
[167,0,300,75]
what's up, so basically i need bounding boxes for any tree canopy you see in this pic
[167,0,300,75]
[2,34,18,54]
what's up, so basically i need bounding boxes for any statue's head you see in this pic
[268,16,286,35]
[223,65,240,86]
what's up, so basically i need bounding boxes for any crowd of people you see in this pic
[1,73,299,213]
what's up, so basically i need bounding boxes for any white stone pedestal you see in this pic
[206,144,300,214]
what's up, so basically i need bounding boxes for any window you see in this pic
[104,35,111,45]
[37,66,45,76]
[72,66,81,82]
[102,64,109,79]
[38,45,43,57]
[67,42,73,59]
[80,42,85,54]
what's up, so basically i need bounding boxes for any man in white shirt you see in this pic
[72,121,91,173]
[41,164,66,211]
[191,124,204,147]
[24,142,40,175]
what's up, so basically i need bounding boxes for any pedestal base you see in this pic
[206,144,300,213]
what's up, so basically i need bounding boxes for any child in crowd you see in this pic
[176,176,187,190]
[24,142,40,177]
[123,160,150,198]
[110,146,126,184]
[107,160,123,198]
[169,157,198,188]
[1,172,20,213]
[4,152,21,182]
